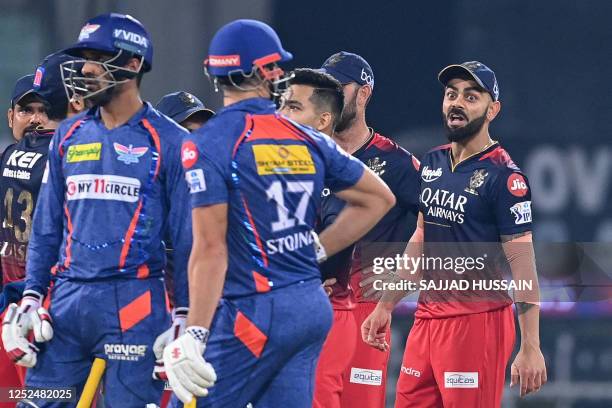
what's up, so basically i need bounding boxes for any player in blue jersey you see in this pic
[162,20,395,407]
[363,61,546,407]
[1,14,192,407]
[0,52,88,402]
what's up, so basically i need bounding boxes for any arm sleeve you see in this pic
[183,125,231,209]
[25,132,65,294]
[494,170,533,236]
[320,136,366,192]
[393,150,421,214]
[166,134,192,309]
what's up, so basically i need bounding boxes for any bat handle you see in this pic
[76,357,106,408]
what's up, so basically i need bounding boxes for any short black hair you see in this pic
[289,68,344,129]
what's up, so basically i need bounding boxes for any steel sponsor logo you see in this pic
[113,143,148,165]
[444,372,478,388]
[66,143,102,163]
[66,174,140,202]
[349,367,383,386]
[207,55,241,67]
[253,144,315,175]
[104,343,147,361]
[421,166,443,182]
[186,169,206,193]
[510,201,532,225]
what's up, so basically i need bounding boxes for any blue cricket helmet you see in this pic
[64,13,153,72]
[205,19,292,77]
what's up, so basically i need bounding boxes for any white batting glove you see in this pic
[163,326,216,403]
[152,307,188,380]
[1,291,53,367]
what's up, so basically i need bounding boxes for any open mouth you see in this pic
[447,111,468,128]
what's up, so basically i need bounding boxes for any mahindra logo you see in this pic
[208,55,241,67]
[401,366,421,377]
[421,166,443,182]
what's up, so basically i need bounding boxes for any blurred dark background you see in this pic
[1,0,611,406]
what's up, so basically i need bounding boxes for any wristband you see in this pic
[186,326,210,345]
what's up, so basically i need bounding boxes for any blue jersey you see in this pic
[319,131,421,306]
[25,103,191,308]
[183,98,365,299]
[417,142,531,318]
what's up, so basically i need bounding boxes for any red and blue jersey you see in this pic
[24,103,191,308]
[0,130,53,286]
[182,98,365,299]
[319,131,421,307]
[416,142,532,318]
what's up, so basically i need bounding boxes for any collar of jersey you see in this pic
[217,97,276,116]
[91,101,153,127]
[447,140,499,172]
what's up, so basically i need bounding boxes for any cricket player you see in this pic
[156,91,214,132]
[162,19,395,407]
[2,13,191,407]
[0,53,86,403]
[362,61,547,407]
[317,51,421,408]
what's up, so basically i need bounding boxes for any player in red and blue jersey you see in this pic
[306,52,421,408]
[363,61,547,407]
[1,14,192,407]
[162,20,396,407]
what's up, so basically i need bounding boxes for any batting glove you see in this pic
[152,307,188,380]
[163,326,216,403]
[1,290,53,367]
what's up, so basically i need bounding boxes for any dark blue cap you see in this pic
[321,51,374,89]
[11,75,35,107]
[155,92,214,124]
[32,52,75,116]
[205,19,292,77]
[438,61,499,101]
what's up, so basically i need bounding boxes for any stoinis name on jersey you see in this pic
[66,174,140,203]
[421,187,468,224]
[2,150,44,180]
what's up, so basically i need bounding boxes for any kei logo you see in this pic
[113,143,148,165]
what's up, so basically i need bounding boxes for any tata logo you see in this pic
[510,201,532,225]
[421,166,443,182]
[6,150,43,169]
[113,29,148,48]
[361,68,374,87]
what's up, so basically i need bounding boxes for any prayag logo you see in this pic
[252,144,315,175]
[66,143,102,163]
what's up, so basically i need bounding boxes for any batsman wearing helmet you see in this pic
[162,19,395,407]
[2,13,192,407]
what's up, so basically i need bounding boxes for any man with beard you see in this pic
[156,91,214,132]
[2,13,192,407]
[362,61,546,407]
[0,54,87,403]
[318,51,421,408]
[6,75,47,143]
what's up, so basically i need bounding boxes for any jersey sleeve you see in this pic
[182,121,234,208]
[25,130,64,295]
[319,136,366,191]
[391,149,421,214]
[493,169,533,236]
[164,130,192,309]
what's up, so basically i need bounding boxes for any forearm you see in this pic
[516,302,540,348]
[186,247,227,329]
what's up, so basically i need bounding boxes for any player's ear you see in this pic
[7,108,13,129]
[317,112,332,132]
[69,95,85,114]
[357,85,373,108]
[487,100,501,121]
